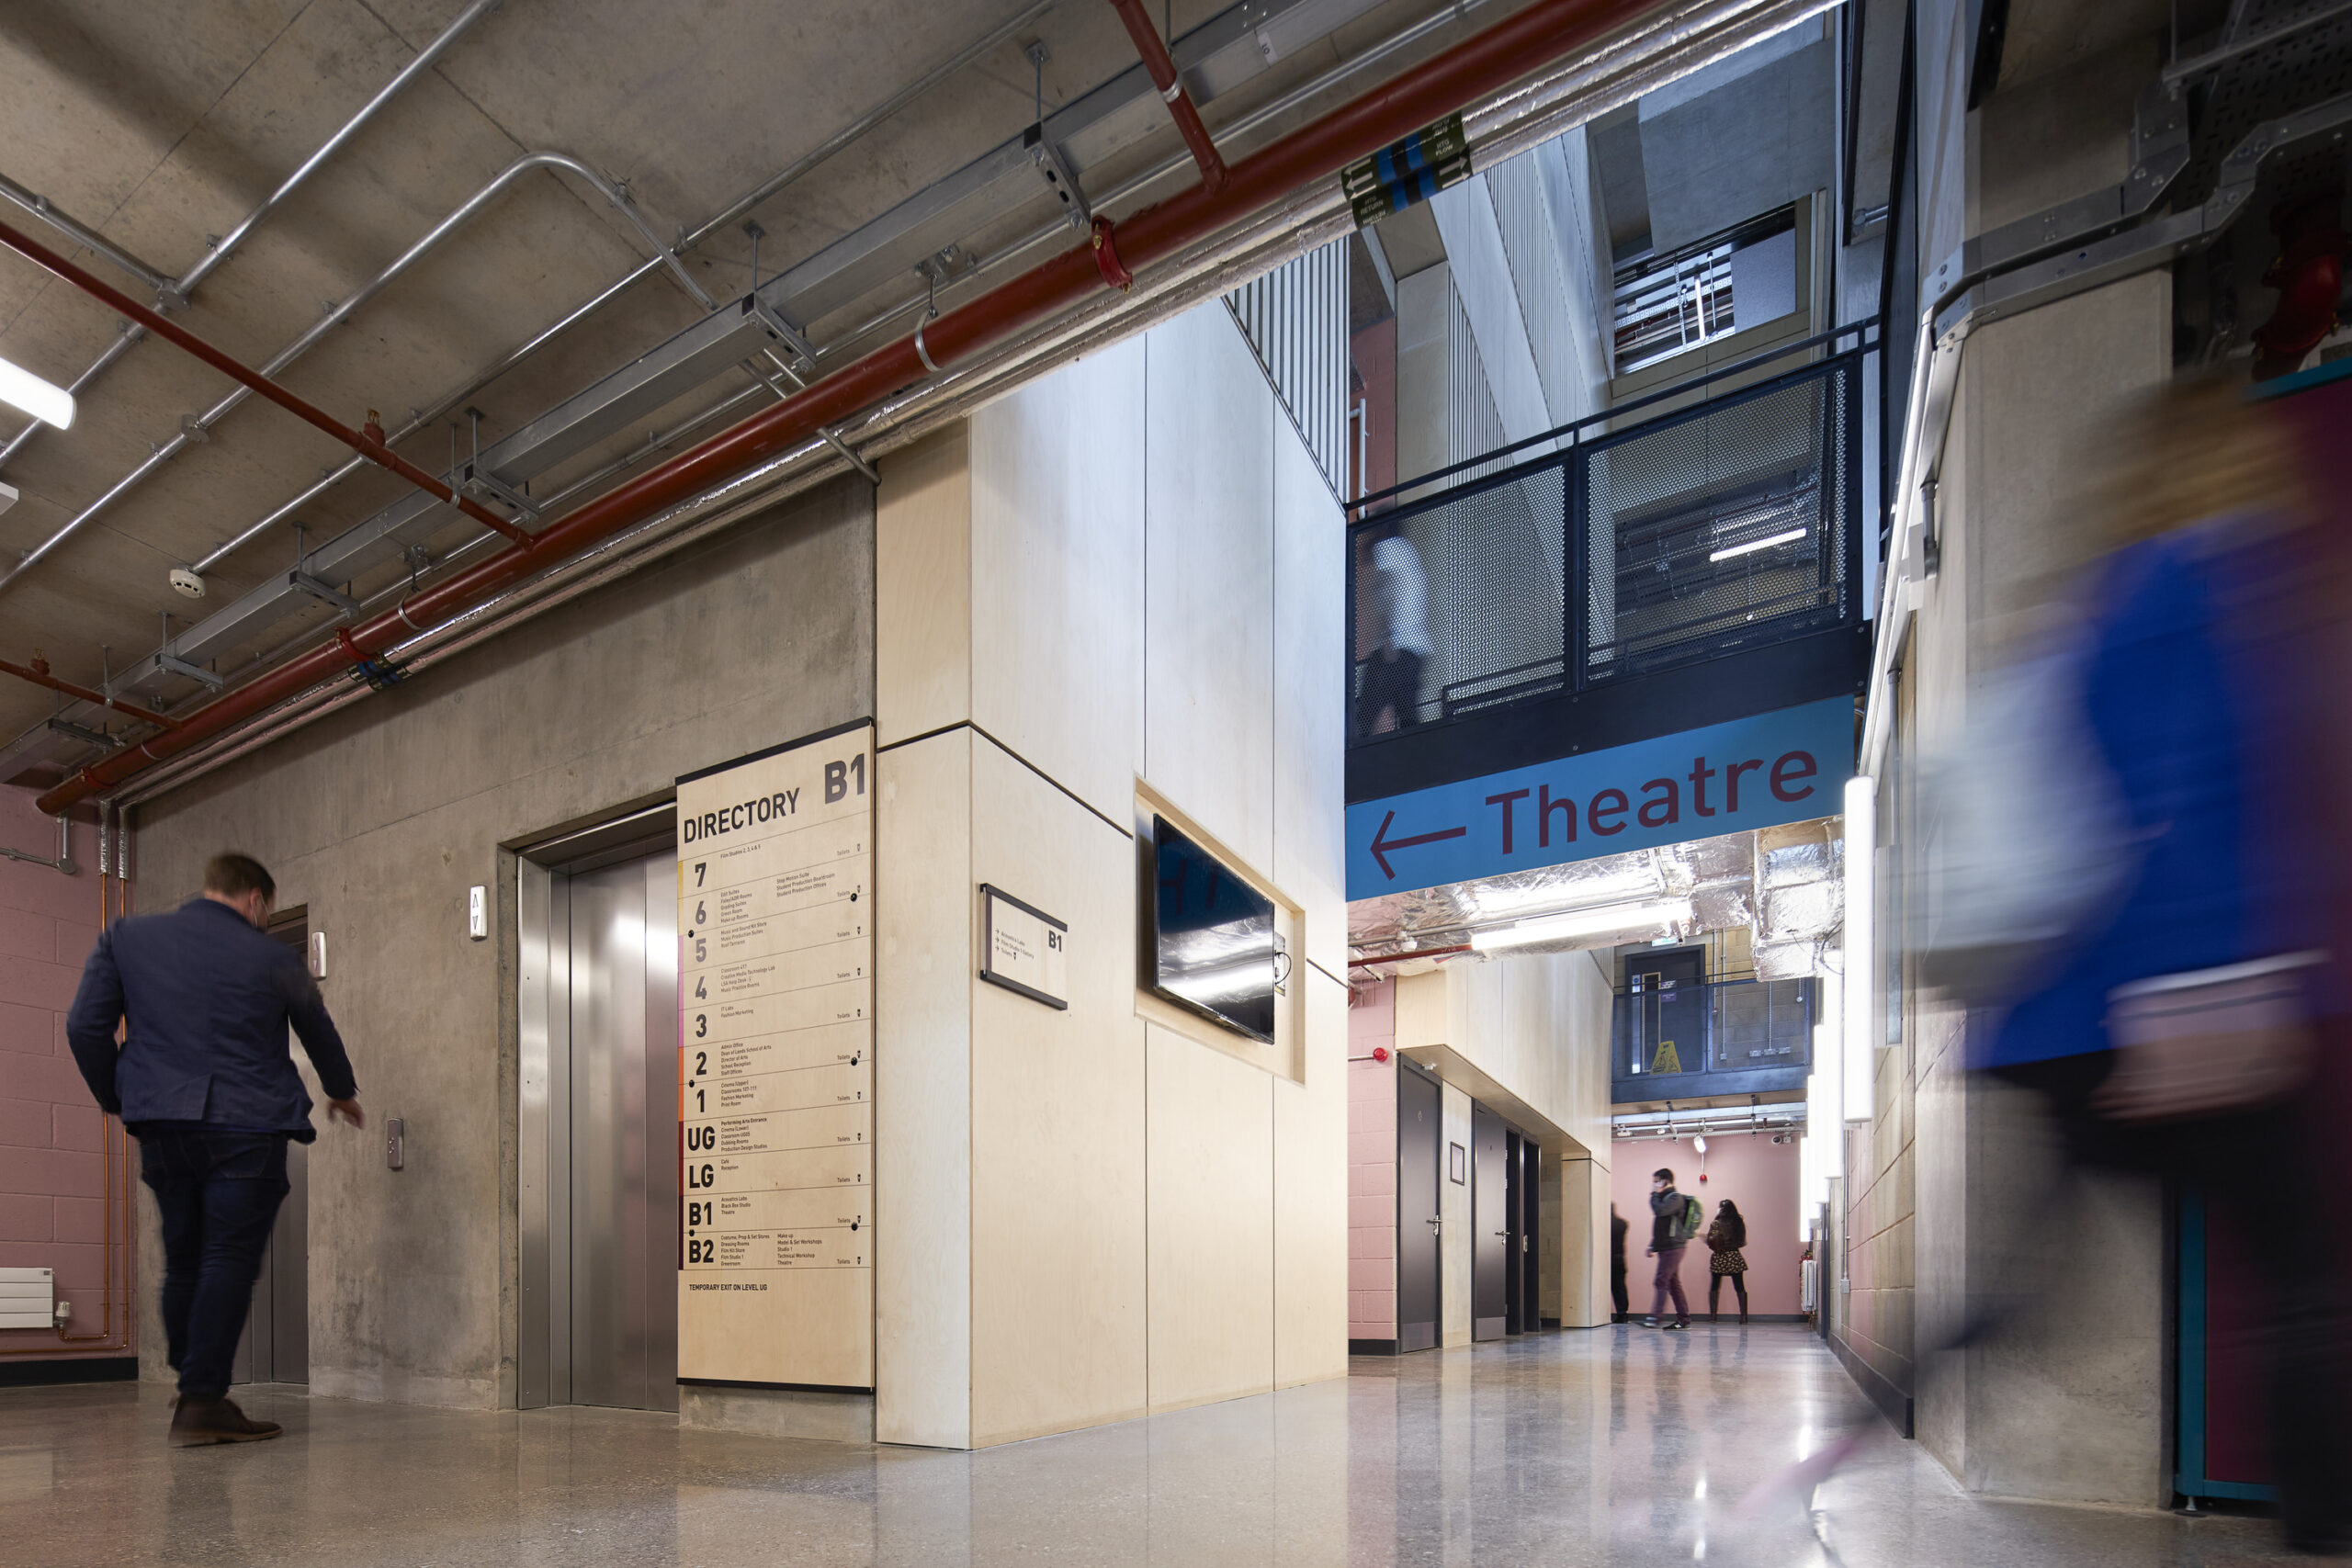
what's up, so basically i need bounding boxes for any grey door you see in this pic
[234,910,311,1386]
[1396,1061,1441,1353]
[564,852,680,1411]
[1472,1104,1508,1341]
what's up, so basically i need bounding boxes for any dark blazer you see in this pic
[66,897,356,1142]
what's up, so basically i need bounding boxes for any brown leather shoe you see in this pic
[169,1395,283,1447]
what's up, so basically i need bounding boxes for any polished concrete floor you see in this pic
[0,1324,2306,1566]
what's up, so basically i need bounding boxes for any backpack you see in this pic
[1671,1195,1703,1245]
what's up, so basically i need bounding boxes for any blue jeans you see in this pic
[139,1130,289,1399]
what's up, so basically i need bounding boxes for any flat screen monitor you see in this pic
[1149,816,1278,1043]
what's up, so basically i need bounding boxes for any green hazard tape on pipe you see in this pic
[1341,112,1473,229]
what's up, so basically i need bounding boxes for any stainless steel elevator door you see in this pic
[565,852,680,1411]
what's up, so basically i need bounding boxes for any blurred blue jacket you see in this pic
[65,897,356,1140]
[1982,520,2316,1067]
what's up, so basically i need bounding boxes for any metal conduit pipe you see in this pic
[0,152,708,595]
[0,174,175,294]
[0,0,502,475]
[182,0,1059,581]
[41,0,1820,818]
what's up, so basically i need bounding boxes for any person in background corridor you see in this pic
[1644,1168,1698,1329]
[1354,525,1430,736]
[1706,1198,1749,1323]
[66,853,363,1449]
[1610,1202,1629,1323]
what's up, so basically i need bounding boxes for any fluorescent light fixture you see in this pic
[1709,526,1804,562]
[1469,897,1693,952]
[0,355,74,430]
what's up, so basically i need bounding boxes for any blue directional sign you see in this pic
[1346,697,1854,899]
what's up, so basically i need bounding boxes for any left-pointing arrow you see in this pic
[1368,809,1468,881]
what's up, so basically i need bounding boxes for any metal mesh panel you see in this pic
[1350,458,1566,739]
[1708,978,1814,1071]
[1347,353,1860,746]
[1581,358,1854,684]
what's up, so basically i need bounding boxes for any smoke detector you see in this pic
[169,567,205,598]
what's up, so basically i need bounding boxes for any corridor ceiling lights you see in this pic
[1468,897,1693,952]
[0,355,74,429]
[1708,527,1804,562]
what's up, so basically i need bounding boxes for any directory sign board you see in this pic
[1344,697,1853,898]
[674,722,874,1388]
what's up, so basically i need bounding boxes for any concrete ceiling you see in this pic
[0,0,1514,765]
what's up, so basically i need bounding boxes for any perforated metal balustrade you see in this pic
[1348,344,1863,742]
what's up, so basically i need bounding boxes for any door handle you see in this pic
[1427,1216,1442,1230]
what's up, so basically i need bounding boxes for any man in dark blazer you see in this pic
[68,852,362,1447]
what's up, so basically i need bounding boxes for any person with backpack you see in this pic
[1706,1199,1749,1323]
[1644,1168,1701,1329]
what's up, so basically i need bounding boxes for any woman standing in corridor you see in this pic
[1706,1199,1748,1323]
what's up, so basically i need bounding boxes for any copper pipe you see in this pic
[0,655,178,729]
[0,219,531,548]
[29,0,1667,817]
[1108,0,1229,193]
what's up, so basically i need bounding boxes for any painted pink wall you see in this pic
[1611,1129,1804,1316]
[1347,979,1397,1340]
[0,787,131,1362]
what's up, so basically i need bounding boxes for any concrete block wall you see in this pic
[0,796,129,1365]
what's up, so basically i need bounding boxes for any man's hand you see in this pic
[328,1098,366,1129]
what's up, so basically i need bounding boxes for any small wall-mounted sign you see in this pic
[980,884,1069,1010]
[1449,1143,1467,1184]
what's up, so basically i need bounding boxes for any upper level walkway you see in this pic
[0,1324,2305,1565]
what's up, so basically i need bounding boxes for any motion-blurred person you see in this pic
[1355,525,1430,736]
[1611,1202,1630,1324]
[67,854,364,1450]
[1644,1168,1701,1329]
[1706,1199,1749,1324]
[1966,372,2349,1551]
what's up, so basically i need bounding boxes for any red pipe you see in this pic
[27,0,1659,816]
[0,221,531,549]
[1109,0,1229,195]
[0,655,179,729]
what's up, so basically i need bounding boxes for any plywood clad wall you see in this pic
[875,296,1351,1447]
[874,730,972,1448]
[968,740,1148,1445]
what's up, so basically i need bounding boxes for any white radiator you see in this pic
[0,1267,56,1330]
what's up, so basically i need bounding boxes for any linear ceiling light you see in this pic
[0,355,74,429]
[1709,526,1803,562]
[1469,897,1693,953]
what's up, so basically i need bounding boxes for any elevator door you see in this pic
[566,852,679,1411]
[234,909,311,1386]
[1396,1063,1442,1352]
[1472,1105,1509,1340]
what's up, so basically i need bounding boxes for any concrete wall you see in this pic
[130,478,875,1406]
[0,797,129,1367]
[1389,948,1616,1334]
[873,300,1349,1449]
